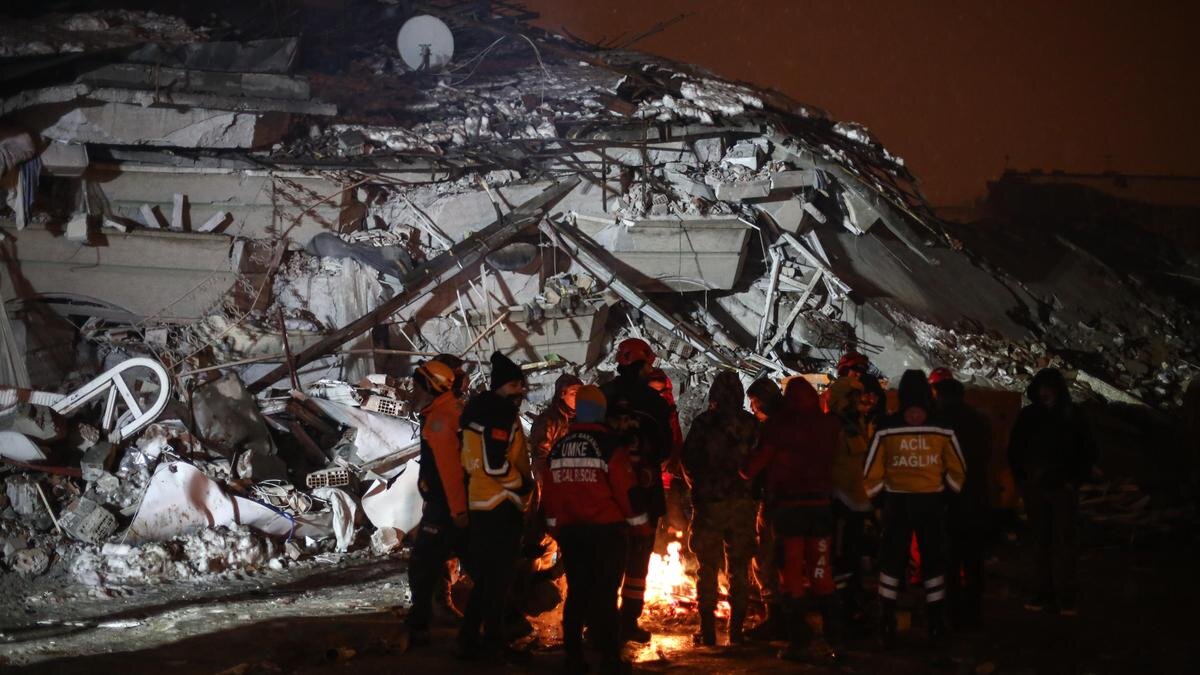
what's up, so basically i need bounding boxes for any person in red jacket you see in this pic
[742,377,843,662]
[543,385,648,674]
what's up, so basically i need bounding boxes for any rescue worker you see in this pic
[647,367,684,467]
[1008,368,1097,616]
[742,378,843,662]
[681,371,760,646]
[458,351,534,662]
[744,376,786,641]
[601,337,672,643]
[864,370,967,646]
[407,355,468,647]
[529,373,583,485]
[826,351,871,414]
[543,385,647,675]
[828,372,884,630]
[931,368,992,628]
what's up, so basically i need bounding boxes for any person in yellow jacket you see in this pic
[862,370,966,646]
[828,373,885,629]
[457,351,533,663]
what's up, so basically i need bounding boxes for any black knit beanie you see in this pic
[489,351,525,391]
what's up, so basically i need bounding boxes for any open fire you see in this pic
[641,536,731,623]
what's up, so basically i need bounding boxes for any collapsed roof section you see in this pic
[0,1,1195,408]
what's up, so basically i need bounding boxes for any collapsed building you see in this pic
[0,0,1196,628]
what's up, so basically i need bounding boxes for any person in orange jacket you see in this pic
[407,355,468,646]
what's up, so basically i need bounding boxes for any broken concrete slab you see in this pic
[79,63,313,101]
[0,226,236,321]
[192,374,277,458]
[573,213,752,291]
[33,101,292,149]
[713,178,771,201]
[125,38,301,74]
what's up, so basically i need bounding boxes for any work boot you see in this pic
[620,604,652,643]
[777,599,812,662]
[880,601,898,651]
[927,601,948,643]
[693,611,717,646]
[817,594,844,657]
[728,606,747,645]
[746,601,785,641]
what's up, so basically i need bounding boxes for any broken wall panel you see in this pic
[87,164,363,241]
[0,225,237,321]
[572,213,752,291]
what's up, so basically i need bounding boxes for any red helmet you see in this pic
[928,367,955,385]
[615,338,656,367]
[836,351,869,374]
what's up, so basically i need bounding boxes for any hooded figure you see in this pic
[864,369,966,645]
[681,371,760,645]
[1007,368,1097,616]
[933,376,993,628]
[741,378,843,660]
[529,373,583,471]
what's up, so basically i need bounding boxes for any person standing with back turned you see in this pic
[864,370,966,647]
[1008,368,1097,617]
[602,338,672,644]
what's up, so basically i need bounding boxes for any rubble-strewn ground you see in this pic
[2,525,1194,674]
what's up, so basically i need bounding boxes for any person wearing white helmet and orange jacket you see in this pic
[601,337,672,644]
[863,370,967,645]
[407,354,468,647]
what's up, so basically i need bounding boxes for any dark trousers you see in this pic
[1023,484,1079,604]
[460,502,524,648]
[620,516,659,624]
[947,500,986,624]
[832,501,867,613]
[559,524,628,660]
[408,513,467,630]
[877,493,947,608]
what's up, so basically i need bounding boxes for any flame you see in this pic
[640,533,730,623]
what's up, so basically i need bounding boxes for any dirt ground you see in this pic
[2,521,1195,675]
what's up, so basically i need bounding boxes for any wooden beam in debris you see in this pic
[247,178,580,393]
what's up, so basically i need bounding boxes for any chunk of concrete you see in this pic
[770,169,819,190]
[66,213,89,241]
[692,136,724,163]
[127,38,301,74]
[11,547,50,577]
[59,497,118,544]
[191,373,277,457]
[371,527,402,556]
[80,441,115,482]
[722,141,762,170]
[714,179,771,201]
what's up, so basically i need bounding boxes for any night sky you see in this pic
[525,0,1200,208]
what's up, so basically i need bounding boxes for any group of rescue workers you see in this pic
[403,339,1097,673]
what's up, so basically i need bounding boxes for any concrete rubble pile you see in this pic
[0,1,1196,585]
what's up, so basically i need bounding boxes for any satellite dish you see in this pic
[396,14,455,71]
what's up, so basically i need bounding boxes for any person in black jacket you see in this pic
[1008,368,1097,616]
[931,369,992,628]
[601,338,672,644]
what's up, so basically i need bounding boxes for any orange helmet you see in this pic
[415,359,456,394]
[615,338,656,367]
[836,351,869,375]
[928,367,955,385]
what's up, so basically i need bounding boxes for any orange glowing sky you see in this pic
[524,0,1200,207]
